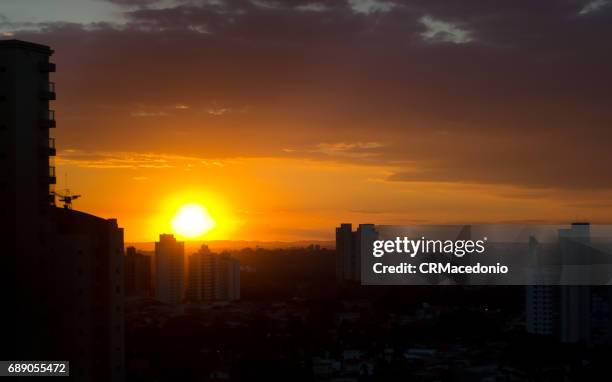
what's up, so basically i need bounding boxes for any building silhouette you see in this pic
[187,244,214,301]
[187,244,240,302]
[525,234,558,337]
[1,39,125,380]
[1,39,56,360]
[526,222,612,345]
[558,223,592,344]
[336,224,378,282]
[336,224,354,282]
[155,234,185,304]
[52,209,125,381]
[125,246,152,297]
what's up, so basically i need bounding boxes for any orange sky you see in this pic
[55,152,612,242]
[6,0,612,242]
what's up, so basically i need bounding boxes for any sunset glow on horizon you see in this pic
[6,2,612,378]
[6,0,611,242]
[142,190,239,242]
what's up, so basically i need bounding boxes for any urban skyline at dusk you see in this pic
[5,2,612,381]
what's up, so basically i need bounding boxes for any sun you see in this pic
[171,203,216,238]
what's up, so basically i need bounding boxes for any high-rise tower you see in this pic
[187,245,240,302]
[1,39,56,359]
[2,40,125,380]
[335,224,378,282]
[155,234,185,304]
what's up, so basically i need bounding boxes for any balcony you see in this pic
[48,192,56,206]
[39,62,57,73]
[48,138,56,156]
[40,110,56,129]
[40,82,56,101]
[48,166,56,184]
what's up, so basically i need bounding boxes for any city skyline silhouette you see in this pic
[3,1,612,380]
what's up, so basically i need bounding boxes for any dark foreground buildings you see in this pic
[51,208,125,380]
[187,244,240,302]
[335,223,378,283]
[526,222,612,346]
[1,39,56,361]
[125,246,152,297]
[1,40,124,380]
[155,233,185,305]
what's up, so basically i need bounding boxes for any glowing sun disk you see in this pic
[171,204,215,238]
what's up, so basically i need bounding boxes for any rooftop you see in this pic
[0,39,53,54]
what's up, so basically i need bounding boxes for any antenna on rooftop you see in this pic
[54,172,81,209]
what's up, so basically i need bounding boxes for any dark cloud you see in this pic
[12,0,612,190]
[100,0,161,6]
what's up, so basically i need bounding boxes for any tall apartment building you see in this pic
[1,39,125,380]
[125,246,152,297]
[525,236,558,337]
[215,252,240,301]
[0,39,57,359]
[155,234,185,304]
[526,223,612,346]
[336,224,354,282]
[51,209,125,381]
[336,224,378,282]
[187,244,240,302]
[187,244,214,301]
